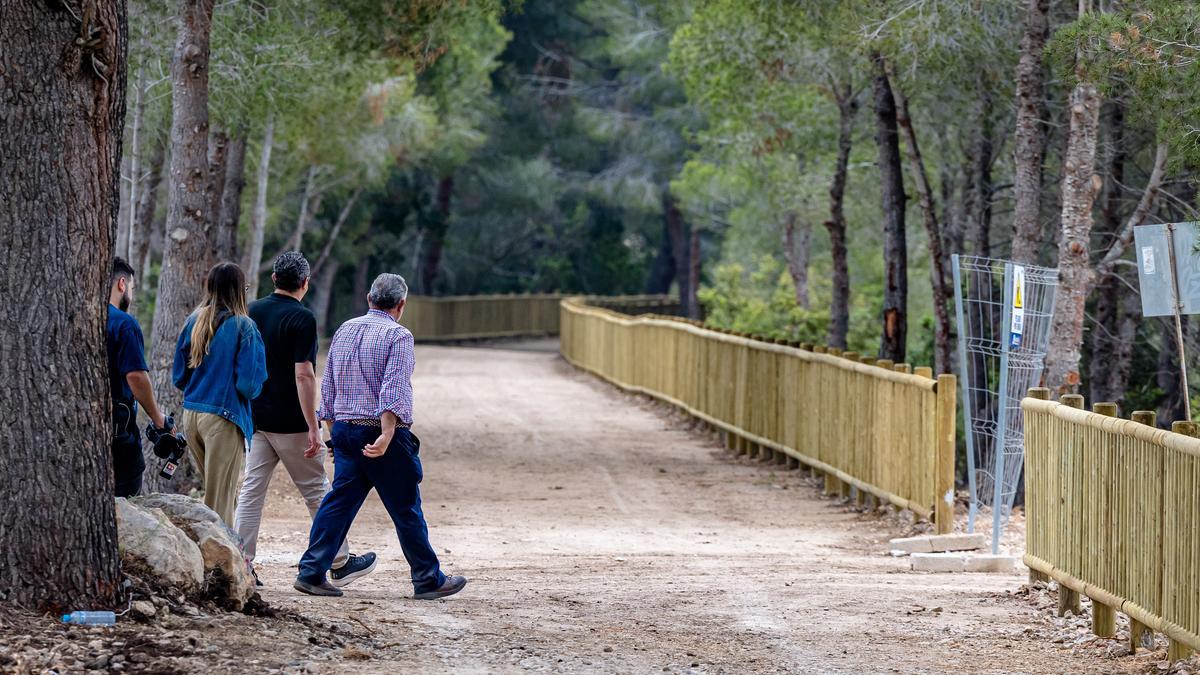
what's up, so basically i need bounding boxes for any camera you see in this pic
[145,415,188,479]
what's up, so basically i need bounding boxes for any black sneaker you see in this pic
[251,567,264,587]
[413,575,468,600]
[293,576,343,597]
[329,552,378,588]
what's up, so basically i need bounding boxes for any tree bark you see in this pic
[123,62,146,261]
[966,82,994,258]
[313,188,362,279]
[131,138,166,284]
[146,0,217,492]
[825,90,856,349]
[884,60,953,374]
[687,226,701,319]
[1010,0,1051,264]
[245,113,274,298]
[352,253,371,315]
[663,190,696,317]
[1043,78,1102,395]
[206,128,228,256]
[782,212,811,310]
[645,192,678,296]
[1088,101,1127,405]
[311,259,341,338]
[215,132,246,263]
[0,0,126,610]
[417,175,453,295]
[872,52,907,364]
[1158,317,1189,428]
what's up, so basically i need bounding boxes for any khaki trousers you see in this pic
[183,410,246,526]
[234,431,349,567]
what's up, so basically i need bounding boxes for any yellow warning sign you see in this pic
[1014,278,1023,309]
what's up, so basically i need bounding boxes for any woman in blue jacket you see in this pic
[173,262,267,525]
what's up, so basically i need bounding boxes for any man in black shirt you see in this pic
[235,251,375,587]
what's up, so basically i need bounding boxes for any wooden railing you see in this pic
[401,293,678,341]
[1024,390,1200,660]
[560,297,957,532]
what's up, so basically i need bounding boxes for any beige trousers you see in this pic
[234,431,349,567]
[183,410,246,526]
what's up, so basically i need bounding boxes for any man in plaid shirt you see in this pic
[294,273,467,600]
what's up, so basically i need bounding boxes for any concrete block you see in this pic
[889,536,935,553]
[910,552,966,573]
[963,554,1018,573]
[928,533,987,552]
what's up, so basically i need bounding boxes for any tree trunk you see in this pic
[118,151,131,261]
[131,138,166,284]
[687,227,701,319]
[645,192,678,295]
[825,92,856,350]
[123,62,147,261]
[0,0,126,610]
[313,188,362,279]
[245,113,274,298]
[1010,0,1051,264]
[663,190,695,317]
[1158,317,1189,428]
[966,82,994,258]
[146,0,217,493]
[781,212,811,310]
[1088,101,1126,405]
[215,132,246,263]
[206,128,228,256]
[352,254,371,315]
[417,175,452,295]
[884,60,953,374]
[311,259,341,338]
[1043,79,1102,394]
[873,52,907,364]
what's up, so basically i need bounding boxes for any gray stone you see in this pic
[910,552,967,573]
[928,533,988,552]
[192,520,255,609]
[889,536,935,553]
[132,493,254,609]
[131,600,156,619]
[115,499,204,593]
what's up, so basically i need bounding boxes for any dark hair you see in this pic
[273,251,310,292]
[189,262,249,368]
[112,257,136,284]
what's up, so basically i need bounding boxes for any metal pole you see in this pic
[951,255,980,533]
[1166,222,1192,422]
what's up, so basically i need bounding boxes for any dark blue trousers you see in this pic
[298,424,445,593]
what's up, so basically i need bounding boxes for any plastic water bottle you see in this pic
[62,611,116,625]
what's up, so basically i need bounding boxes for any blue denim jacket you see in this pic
[173,312,268,443]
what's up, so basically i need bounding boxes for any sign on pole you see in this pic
[1009,266,1025,350]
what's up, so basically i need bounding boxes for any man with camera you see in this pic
[107,257,176,497]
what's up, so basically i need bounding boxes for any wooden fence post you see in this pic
[935,373,957,534]
[1168,420,1198,661]
[1027,387,1052,584]
[1057,393,1085,617]
[1088,401,1118,638]
[1127,409,1157,653]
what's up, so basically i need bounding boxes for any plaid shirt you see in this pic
[319,309,415,425]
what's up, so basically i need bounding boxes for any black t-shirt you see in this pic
[249,293,318,434]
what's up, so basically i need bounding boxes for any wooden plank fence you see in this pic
[1024,389,1200,660]
[401,293,678,342]
[559,297,957,533]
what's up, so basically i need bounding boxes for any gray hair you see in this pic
[272,251,310,292]
[368,273,409,309]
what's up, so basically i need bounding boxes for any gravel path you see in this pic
[243,342,1163,673]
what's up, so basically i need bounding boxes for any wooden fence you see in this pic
[560,297,957,533]
[401,294,678,341]
[1024,390,1200,660]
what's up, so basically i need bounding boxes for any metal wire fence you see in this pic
[952,255,1058,552]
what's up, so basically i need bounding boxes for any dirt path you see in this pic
[245,342,1155,673]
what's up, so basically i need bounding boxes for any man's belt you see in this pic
[344,418,412,428]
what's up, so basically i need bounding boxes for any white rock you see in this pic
[115,499,204,592]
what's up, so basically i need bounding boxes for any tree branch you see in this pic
[1095,141,1169,277]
